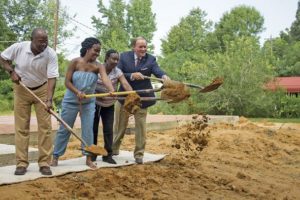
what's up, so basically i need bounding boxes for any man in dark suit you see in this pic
[112,36,169,164]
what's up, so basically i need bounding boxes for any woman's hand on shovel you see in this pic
[77,91,86,101]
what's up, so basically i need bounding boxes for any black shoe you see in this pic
[135,158,143,164]
[91,155,97,162]
[14,166,27,175]
[39,166,52,175]
[102,156,117,164]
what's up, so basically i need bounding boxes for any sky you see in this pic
[60,0,299,58]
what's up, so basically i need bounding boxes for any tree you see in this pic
[213,6,264,51]
[92,0,129,54]
[2,0,73,48]
[0,1,17,80]
[92,0,157,54]
[161,8,212,56]
[201,37,275,117]
[126,0,156,51]
[290,0,300,41]
[0,2,17,51]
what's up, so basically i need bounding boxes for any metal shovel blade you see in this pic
[200,77,224,93]
[84,145,108,156]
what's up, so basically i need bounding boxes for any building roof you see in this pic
[266,77,300,93]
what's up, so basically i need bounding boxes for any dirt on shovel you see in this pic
[124,93,141,114]
[161,80,191,103]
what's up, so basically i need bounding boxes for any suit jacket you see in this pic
[118,50,166,108]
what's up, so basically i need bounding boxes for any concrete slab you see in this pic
[0,144,38,167]
[0,150,165,186]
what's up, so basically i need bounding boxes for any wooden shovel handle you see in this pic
[84,88,162,98]
[143,76,203,89]
[19,82,88,147]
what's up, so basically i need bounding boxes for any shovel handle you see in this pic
[19,82,88,147]
[143,76,203,89]
[85,90,137,98]
[101,96,165,101]
[84,88,162,98]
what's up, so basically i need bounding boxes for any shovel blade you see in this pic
[200,77,223,93]
[84,145,108,156]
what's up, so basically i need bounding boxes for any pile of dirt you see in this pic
[0,117,299,200]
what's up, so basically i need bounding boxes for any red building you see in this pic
[266,77,300,96]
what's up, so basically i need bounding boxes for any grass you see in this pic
[250,118,300,123]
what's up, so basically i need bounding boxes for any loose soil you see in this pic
[0,116,299,200]
[161,80,190,103]
[124,93,141,114]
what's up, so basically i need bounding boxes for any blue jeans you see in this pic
[53,101,95,158]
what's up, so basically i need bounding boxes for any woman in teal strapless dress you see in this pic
[51,37,114,169]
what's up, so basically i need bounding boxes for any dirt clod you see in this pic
[124,93,141,114]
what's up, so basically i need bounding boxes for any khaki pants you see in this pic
[112,101,147,159]
[14,83,52,168]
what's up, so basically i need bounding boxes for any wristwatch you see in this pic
[8,69,14,75]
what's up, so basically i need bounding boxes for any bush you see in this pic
[273,94,300,118]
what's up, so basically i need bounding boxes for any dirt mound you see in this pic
[0,118,299,200]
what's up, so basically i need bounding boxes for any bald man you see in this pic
[0,28,59,176]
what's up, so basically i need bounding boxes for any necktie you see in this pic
[135,57,141,66]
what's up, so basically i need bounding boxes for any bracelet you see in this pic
[45,99,52,102]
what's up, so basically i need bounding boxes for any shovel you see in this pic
[143,76,223,93]
[19,82,107,156]
[101,96,166,101]
[84,87,162,98]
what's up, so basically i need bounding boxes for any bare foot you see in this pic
[86,156,97,169]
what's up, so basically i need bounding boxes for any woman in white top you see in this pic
[92,49,132,163]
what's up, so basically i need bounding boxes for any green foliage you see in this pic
[272,93,300,118]
[290,1,300,41]
[0,80,14,111]
[161,8,212,56]
[92,0,130,54]
[57,53,69,77]
[92,0,157,54]
[126,0,156,51]
[0,79,13,96]
[2,0,74,48]
[53,78,66,109]
[213,6,264,51]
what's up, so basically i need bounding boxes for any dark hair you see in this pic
[80,37,101,57]
[104,49,118,62]
[31,28,47,40]
[130,36,147,48]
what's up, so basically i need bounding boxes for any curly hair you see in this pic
[80,37,101,57]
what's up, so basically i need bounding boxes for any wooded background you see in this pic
[1,0,300,117]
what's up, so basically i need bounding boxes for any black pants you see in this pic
[93,104,114,157]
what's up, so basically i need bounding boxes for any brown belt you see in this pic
[27,81,47,90]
